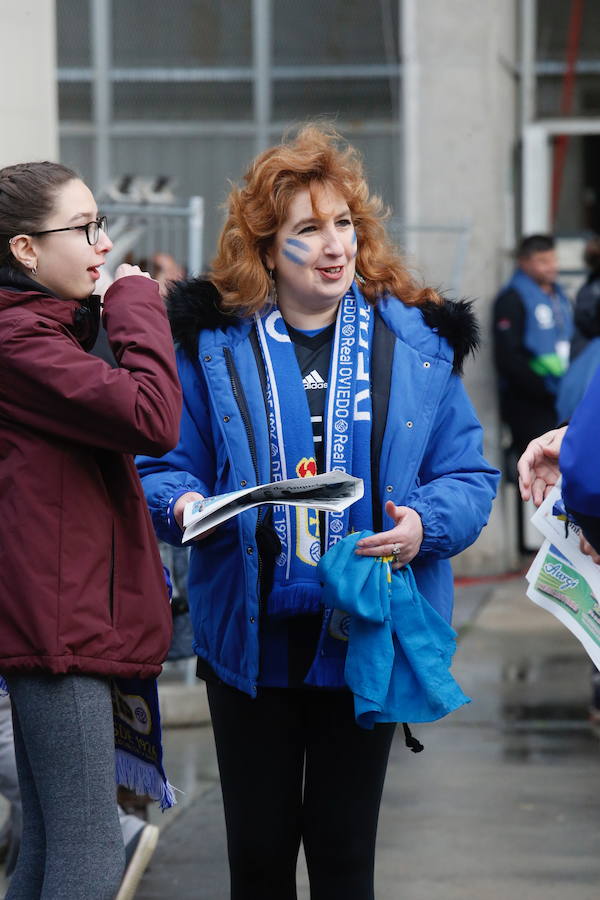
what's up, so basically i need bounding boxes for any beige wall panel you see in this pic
[0,1,58,167]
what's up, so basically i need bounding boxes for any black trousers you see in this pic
[206,681,396,900]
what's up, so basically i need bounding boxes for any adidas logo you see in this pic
[303,369,327,390]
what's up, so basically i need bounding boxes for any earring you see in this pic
[30,266,38,277]
[267,268,278,306]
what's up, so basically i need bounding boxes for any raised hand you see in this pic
[517,426,567,506]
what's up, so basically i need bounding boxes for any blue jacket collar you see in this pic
[168,278,479,374]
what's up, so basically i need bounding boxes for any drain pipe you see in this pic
[551,0,585,225]
[401,0,419,258]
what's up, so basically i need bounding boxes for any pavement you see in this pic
[0,573,598,899]
[134,573,600,900]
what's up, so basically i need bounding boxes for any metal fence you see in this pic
[102,196,204,277]
[57,0,403,259]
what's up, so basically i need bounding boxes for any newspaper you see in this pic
[530,482,600,591]
[527,481,600,670]
[181,471,364,543]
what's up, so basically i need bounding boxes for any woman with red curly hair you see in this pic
[138,124,498,899]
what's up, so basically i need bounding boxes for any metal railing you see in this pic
[101,195,204,277]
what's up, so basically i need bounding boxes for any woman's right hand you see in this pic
[114,263,153,281]
[173,491,216,539]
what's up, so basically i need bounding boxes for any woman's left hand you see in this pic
[580,534,600,565]
[355,501,424,569]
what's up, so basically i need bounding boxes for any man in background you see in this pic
[493,234,573,552]
[493,233,573,455]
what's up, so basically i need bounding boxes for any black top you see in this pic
[287,322,335,475]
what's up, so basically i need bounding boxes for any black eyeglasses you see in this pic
[28,216,108,246]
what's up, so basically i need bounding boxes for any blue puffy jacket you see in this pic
[137,280,499,696]
[560,362,600,552]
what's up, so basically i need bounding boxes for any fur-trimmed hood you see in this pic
[419,297,479,374]
[167,277,479,374]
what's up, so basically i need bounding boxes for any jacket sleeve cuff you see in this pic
[404,494,439,557]
[144,474,208,545]
[165,488,197,538]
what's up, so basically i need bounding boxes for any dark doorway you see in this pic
[582,135,600,233]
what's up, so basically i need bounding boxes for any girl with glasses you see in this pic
[0,161,181,898]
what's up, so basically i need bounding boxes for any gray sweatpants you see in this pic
[5,673,124,900]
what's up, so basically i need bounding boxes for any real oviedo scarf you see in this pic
[254,284,374,619]
[0,674,176,811]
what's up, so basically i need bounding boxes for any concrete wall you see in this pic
[1,0,519,574]
[409,0,519,573]
[1,1,58,167]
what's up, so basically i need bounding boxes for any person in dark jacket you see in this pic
[138,124,499,900]
[556,237,600,420]
[0,161,181,898]
[493,234,573,454]
[560,363,600,559]
[569,235,600,362]
[557,239,600,556]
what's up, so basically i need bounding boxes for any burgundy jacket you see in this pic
[0,272,181,678]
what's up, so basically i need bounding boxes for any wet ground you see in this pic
[1,576,598,898]
[135,577,600,899]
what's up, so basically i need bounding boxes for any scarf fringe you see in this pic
[115,748,177,811]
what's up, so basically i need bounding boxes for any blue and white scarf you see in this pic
[112,676,176,811]
[254,284,374,618]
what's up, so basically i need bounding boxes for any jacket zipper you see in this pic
[108,524,115,623]
[223,347,261,486]
[223,347,265,613]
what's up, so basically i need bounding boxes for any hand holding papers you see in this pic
[529,482,600,592]
[526,481,600,670]
[182,471,364,544]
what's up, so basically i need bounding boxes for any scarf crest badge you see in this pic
[294,456,321,566]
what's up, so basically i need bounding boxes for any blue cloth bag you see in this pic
[317,531,470,729]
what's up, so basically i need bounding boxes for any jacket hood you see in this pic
[168,277,479,374]
[0,265,60,309]
[419,297,479,374]
[0,266,101,351]
[168,278,240,359]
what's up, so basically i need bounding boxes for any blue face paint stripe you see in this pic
[351,230,357,243]
[285,238,310,252]
[282,248,306,266]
